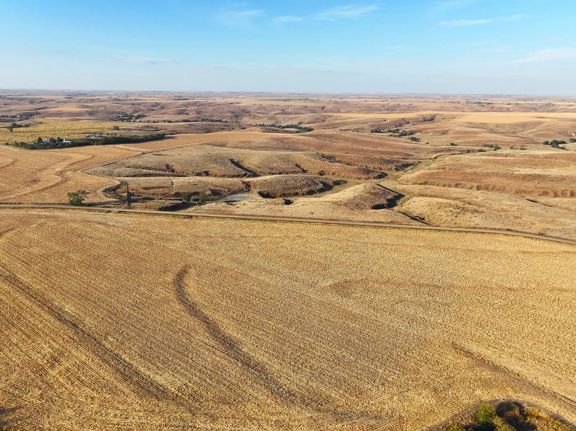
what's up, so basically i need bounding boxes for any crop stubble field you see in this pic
[0,209,575,430]
[1,93,576,429]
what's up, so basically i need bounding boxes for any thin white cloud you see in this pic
[440,14,525,26]
[435,0,480,11]
[273,15,303,24]
[314,4,378,21]
[109,56,174,65]
[514,48,576,64]
[441,18,490,26]
[215,8,264,28]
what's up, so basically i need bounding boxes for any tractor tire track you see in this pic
[1,153,97,201]
[0,159,16,170]
[0,264,179,403]
[173,265,380,424]
[452,343,576,411]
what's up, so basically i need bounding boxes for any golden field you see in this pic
[1,93,576,430]
[0,208,575,430]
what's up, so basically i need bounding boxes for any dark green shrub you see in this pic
[67,190,88,206]
[475,403,497,423]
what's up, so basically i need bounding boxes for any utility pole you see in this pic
[125,182,132,209]
[120,181,132,209]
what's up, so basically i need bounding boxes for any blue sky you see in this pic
[0,0,575,94]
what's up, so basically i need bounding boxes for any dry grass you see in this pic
[0,209,574,430]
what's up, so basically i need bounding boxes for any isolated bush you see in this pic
[67,190,88,206]
[179,192,193,203]
[475,404,497,423]
[197,192,208,205]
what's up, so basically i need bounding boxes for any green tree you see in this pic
[67,190,88,206]
[197,192,209,205]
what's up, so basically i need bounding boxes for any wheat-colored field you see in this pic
[1,94,576,429]
[0,208,574,430]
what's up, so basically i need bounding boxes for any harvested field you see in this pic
[400,151,576,197]
[1,93,576,429]
[0,208,574,430]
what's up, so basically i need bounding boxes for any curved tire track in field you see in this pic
[1,154,95,201]
[452,343,576,412]
[0,159,16,170]
[173,265,380,424]
[0,264,178,403]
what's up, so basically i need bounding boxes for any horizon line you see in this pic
[2,88,576,99]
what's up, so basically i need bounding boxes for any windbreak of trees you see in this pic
[13,133,167,149]
[371,128,416,137]
[256,123,314,133]
[543,139,568,150]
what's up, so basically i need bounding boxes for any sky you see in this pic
[0,0,575,95]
